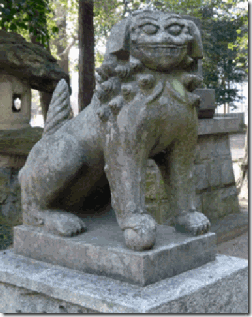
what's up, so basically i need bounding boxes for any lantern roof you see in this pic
[0,30,69,93]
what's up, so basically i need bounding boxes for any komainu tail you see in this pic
[43,79,73,136]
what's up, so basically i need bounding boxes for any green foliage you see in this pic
[0,0,247,108]
[130,0,248,108]
[0,0,59,47]
[200,1,248,107]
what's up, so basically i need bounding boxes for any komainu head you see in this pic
[105,8,203,72]
[95,8,203,121]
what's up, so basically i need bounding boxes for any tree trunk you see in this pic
[78,0,95,112]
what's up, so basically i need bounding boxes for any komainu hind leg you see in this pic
[174,210,210,235]
[19,78,87,237]
[20,169,87,237]
[40,210,86,237]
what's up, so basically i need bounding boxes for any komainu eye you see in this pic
[142,23,159,35]
[167,24,183,36]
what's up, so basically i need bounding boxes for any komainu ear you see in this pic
[105,18,131,61]
[186,20,203,60]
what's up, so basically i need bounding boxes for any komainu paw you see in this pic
[175,210,211,235]
[44,211,87,237]
[123,214,156,251]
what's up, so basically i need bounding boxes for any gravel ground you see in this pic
[217,232,248,259]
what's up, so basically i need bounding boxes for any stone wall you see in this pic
[0,156,27,226]
[194,133,239,222]
[0,127,43,227]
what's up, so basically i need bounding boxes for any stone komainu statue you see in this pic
[19,8,210,251]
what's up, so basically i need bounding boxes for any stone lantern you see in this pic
[0,30,70,130]
[0,30,69,228]
[0,73,31,130]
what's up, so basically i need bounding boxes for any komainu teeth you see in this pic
[142,46,181,57]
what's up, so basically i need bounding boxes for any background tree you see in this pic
[201,5,247,112]
[0,0,60,120]
[78,0,94,111]
[93,0,247,111]
[0,0,247,114]
[0,0,57,46]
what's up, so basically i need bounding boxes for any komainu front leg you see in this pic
[103,148,156,251]
[155,134,210,236]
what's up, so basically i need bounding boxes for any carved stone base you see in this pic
[0,251,248,313]
[14,212,216,286]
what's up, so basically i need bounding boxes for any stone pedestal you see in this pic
[0,250,248,313]
[0,208,248,313]
[13,218,216,286]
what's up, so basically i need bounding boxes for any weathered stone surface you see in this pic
[0,167,22,226]
[198,117,241,135]
[194,163,208,190]
[158,201,172,224]
[0,128,43,226]
[207,160,222,187]
[195,194,203,213]
[195,134,215,162]
[220,159,235,185]
[211,211,248,244]
[145,171,157,200]
[145,128,239,225]
[214,133,231,157]
[0,153,27,168]
[14,216,216,286]
[0,30,69,93]
[0,283,97,314]
[18,8,211,251]
[0,127,43,156]
[147,159,157,168]
[0,251,248,313]
[195,88,216,119]
[202,186,240,222]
